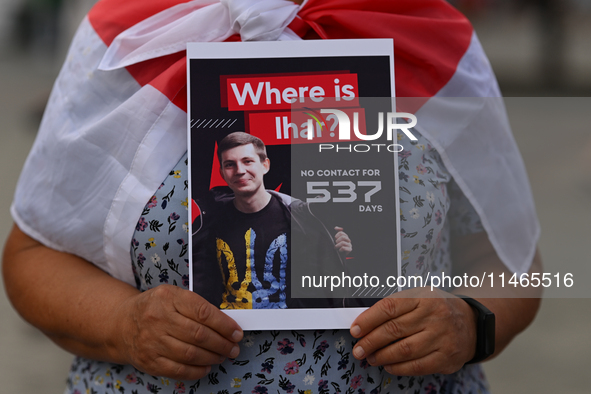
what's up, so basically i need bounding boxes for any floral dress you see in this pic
[66,132,489,394]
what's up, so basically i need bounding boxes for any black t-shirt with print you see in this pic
[215,194,290,309]
[192,192,342,309]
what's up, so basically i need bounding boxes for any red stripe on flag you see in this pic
[88,0,473,114]
[298,0,473,99]
[125,53,188,110]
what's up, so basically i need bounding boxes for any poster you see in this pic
[188,40,401,329]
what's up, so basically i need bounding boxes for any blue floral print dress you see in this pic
[66,132,489,394]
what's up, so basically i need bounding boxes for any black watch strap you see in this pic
[456,295,495,364]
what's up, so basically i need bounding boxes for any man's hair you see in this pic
[217,132,267,165]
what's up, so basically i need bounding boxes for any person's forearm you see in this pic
[2,224,244,380]
[2,224,139,364]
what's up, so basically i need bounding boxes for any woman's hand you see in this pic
[2,224,243,380]
[113,285,243,380]
[350,288,477,376]
[349,231,542,376]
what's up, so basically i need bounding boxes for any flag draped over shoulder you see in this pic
[11,0,539,285]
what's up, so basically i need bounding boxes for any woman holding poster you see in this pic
[2,1,542,394]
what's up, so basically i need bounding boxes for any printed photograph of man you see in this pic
[192,132,352,309]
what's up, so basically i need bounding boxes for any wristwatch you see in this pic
[456,295,495,364]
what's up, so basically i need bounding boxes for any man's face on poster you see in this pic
[220,143,270,198]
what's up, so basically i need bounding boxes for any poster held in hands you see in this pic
[187,39,401,330]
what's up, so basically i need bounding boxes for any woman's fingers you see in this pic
[156,334,231,366]
[172,287,243,351]
[165,311,240,360]
[114,285,242,379]
[351,295,419,337]
[366,330,437,366]
[351,305,427,360]
[350,296,419,360]
[350,289,478,375]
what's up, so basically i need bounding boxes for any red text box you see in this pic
[226,73,359,111]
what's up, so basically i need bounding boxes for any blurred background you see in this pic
[0,0,589,392]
